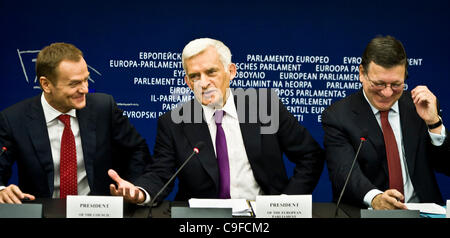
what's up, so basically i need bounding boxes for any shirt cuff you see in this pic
[0,186,5,191]
[136,186,151,206]
[429,124,446,146]
[363,189,383,208]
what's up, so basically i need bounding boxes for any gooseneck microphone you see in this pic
[0,147,7,157]
[148,141,205,218]
[334,130,368,217]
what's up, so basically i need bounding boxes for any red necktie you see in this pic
[380,110,404,198]
[58,115,78,198]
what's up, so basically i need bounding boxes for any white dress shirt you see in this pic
[202,89,263,200]
[362,91,447,207]
[41,93,90,198]
[140,89,263,205]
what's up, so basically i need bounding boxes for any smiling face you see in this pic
[41,58,90,113]
[360,61,406,111]
[184,46,236,107]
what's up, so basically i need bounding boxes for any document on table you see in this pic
[405,203,446,214]
[188,198,253,216]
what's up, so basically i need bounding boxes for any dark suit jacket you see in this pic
[135,88,325,202]
[0,93,151,197]
[322,89,450,207]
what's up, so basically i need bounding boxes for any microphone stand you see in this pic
[148,143,203,218]
[334,137,366,217]
[0,147,7,157]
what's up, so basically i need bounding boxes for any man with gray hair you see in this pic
[109,38,324,205]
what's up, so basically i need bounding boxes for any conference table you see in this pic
[2,198,447,236]
[21,198,360,218]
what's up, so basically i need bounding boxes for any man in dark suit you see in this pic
[109,38,325,204]
[0,43,151,203]
[322,35,450,209]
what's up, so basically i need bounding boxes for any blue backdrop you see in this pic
[1,0,449,202]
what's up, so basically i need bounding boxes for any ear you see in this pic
[358,65,365,83]
[39,76,52,93]
[228,63,237,81]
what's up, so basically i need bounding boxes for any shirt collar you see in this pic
[41,93,77,123]
[362,89,399,115]
[202,88,238,123]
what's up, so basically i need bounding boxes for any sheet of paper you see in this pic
[188,198,252,216]
[447,200,449,218]
[405,203,446,214]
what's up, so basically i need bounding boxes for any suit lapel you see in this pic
[398,92,419,176]
[352,90,389,176]
[181,100,219,189]
[26,95,54,193]
[180,95,262,192]
[76,99,96,190]
[239,124,261,166]
[234,95,261,171]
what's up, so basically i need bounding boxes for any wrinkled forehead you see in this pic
[184,47,223,72]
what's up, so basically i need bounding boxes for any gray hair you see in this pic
[181,38,232,72]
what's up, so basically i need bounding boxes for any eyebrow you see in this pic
[376,80,403,85]
[69,73,90,84]
[188,72,200,78]
[187,66,220,78]
[206,68,218,73]
[370,76,403,84]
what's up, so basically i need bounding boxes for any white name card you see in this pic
[447,200,449,218]
[255,195,312,218]
[66,196,123,218]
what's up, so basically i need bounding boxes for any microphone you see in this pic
[334,130,368,217]
[0,147,7,157]
[147,141,205,218]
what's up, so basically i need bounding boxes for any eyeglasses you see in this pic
[365,74,405,91]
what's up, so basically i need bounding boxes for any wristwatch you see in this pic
[427,116,443,129]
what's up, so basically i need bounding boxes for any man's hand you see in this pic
[411,86,442,133]
[371,189,407,210]
[108,169,146,204]
[0,184,35,204]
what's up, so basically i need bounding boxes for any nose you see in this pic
[380,86,394,97]
[198,74,211,89]
[79,80,89,93]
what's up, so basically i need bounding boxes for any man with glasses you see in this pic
[322,35,449,210]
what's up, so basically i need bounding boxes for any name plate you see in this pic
[67,195,123,218]
[255,195,312,218]
[0,204,42,218]
[360,209,420,218]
